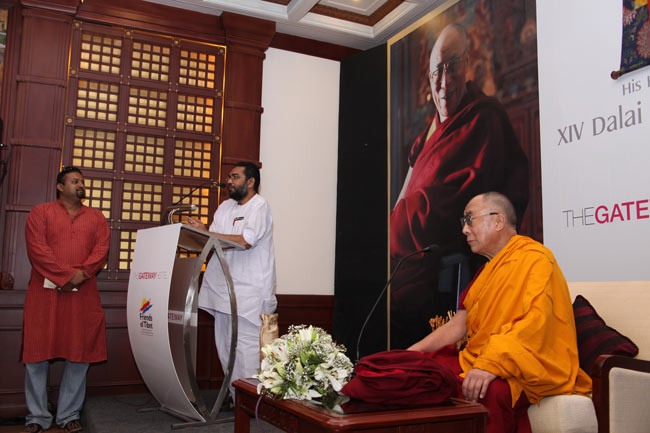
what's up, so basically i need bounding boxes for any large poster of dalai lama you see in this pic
[388,0,539,349]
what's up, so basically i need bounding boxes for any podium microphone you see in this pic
[166,203,197,224]
[169,181,226,209]
[355,243,440,364]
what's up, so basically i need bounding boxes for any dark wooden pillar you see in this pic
[220,11,274,173]
[1,1,78,288]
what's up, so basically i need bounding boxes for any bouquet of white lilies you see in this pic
[255,325,353,401]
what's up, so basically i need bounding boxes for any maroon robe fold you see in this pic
[22,201,110,363]
[429,345,532,433]
[390,81,529,348]
[341,349,458,406]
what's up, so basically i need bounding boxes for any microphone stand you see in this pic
[166,204,197,225]
[355,244,439,364]
[163,181,225,225]
[171,181,225,207]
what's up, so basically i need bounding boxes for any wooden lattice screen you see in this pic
[62,22,226,279]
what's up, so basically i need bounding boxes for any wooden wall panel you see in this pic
[221,12,274,165]
[1,211,29,289]
[14,83,66,143]
[19,9,71,77]
[276,295,335,335]
[0,291,26,414]
[77,0,222,44]
[5,146,60,205]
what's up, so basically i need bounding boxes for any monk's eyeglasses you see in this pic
[460,212,499,228]
[428,53,467,81]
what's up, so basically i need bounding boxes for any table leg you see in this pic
[234,395,250,433]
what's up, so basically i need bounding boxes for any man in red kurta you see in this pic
[22,166,110,433]
[409,192,591,433]
[390,23,529,348]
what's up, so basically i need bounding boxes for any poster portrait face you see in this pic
[389,0,538,206]
[387,0,539,349]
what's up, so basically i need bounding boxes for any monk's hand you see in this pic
[462,368,497,402]
[186,216,207,232]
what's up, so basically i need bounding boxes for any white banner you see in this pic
[537,1,650,281]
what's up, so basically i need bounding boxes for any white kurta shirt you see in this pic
[198,194,277,325]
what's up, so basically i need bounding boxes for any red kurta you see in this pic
[22,201,110,363]
[390,81,529,348]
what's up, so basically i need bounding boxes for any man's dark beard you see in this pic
[228,184,247,201]
[76,189,86,199]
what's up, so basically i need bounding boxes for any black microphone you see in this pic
[355,243,440,364]
[211,181,227,188]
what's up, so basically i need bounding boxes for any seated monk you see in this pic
[409,191,592,433]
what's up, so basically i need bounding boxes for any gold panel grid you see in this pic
[179,50,217,89]
[128,87,168,128]
[125,134,165,174]
[76,80,119,121]
[176,94,214,133]
[119,230,137,270]
[172,185,210,223]
[80,32,122,75]
[84,177,113,220]
[173,139,211,178]
[131,41,171,82]
[121,182,163,222]
[72,128,116,170]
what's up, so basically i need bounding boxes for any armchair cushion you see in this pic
[527,394,597,433]
[573,295,638,374]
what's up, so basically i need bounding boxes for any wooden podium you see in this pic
[126,223,243,428]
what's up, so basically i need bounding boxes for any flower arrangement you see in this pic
[255,325,354,401]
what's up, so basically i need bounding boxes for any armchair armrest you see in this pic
[592,354,650,433]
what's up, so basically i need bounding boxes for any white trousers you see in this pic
[213,311,260,400]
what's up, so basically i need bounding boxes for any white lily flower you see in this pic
[328,375,342,391]
[255,325,353,402]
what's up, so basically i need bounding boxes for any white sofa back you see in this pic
[568,281,650,360]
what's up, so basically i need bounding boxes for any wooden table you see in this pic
[234,378,487,433]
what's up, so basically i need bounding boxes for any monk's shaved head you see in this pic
[463,192,518,259]
[432,23,469,55]
[478,192,517,229]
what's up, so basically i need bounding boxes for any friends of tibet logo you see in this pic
[562,197,649,228]
[139,298,154,334]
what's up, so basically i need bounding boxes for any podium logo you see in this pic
[136,271,169,280]
[139,298,154,335]
[140,299,152,314]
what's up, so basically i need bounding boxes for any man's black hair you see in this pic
[234,161,260,193]
[56,166,83,198]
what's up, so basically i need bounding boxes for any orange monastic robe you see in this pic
[460,235,592,405]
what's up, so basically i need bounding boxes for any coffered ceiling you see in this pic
[144,0,444,50]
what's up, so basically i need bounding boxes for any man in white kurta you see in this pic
[187,162,277,401]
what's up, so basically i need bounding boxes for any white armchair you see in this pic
[528,282,650,433]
